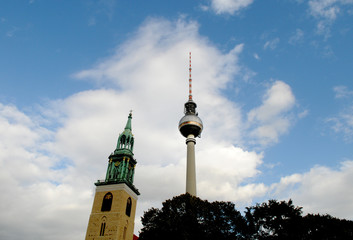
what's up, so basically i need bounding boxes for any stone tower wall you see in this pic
[85,184,138,240]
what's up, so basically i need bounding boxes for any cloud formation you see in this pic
[0,103,89,240]
[204,0,254,15]
[327,107,353,142]
[272,160,353,220]
[289,28,304,45]
[334,85,353,99]
[308,0,353,37]
[247,81,296,146]
[263,38,280,50]
[326,86,353,141]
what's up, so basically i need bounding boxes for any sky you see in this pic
[1,0,353,239]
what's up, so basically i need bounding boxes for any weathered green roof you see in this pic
[114,112,134,155]
[124,112,132,131]
[96,112,139,193]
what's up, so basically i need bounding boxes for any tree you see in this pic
[302,214,353,239]
[245,199,304,239]
[139,194,247,240]
[245,200,353,240]
[139,195,353,240]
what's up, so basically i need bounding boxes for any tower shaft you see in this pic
[186,135,197,196]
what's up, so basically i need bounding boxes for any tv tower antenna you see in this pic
[189,52,192,101]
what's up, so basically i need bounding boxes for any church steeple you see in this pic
[96,112,139,195]
[114,111,134,155]
[86,112,140,240]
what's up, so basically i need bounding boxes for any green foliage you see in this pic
[302,214,353,239]
[139,194,246,240]
[245,199,303,239]
[139,194,353,240]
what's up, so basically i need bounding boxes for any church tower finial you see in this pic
[178,52,203,197]
[124,110,132,131]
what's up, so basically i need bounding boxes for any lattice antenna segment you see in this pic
[189,52,192,101]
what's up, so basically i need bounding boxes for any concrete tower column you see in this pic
[186,134,197,196]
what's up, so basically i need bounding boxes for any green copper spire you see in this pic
[114,111,134,155]
[124,111,132,131]
[95,112,139,195]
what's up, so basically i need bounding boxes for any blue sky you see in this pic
[1,0,353,239]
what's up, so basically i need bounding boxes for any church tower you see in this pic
[178,52,203,196]
[85,112,140,240]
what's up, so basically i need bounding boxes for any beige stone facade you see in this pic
[85,184,138,240]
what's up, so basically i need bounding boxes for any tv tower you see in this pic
[178,52,203,196]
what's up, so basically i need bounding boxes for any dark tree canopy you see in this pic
[245,199,304,239]
[302,214,353,240]
[139,194,246,240]
[139,194,353,240]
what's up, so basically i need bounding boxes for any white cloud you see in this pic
[272,160,353,220]
[0,103,89,240]
[298,109,309,119]
[197,142,264,201]
[327,107,353,141]
[309,0,341,20]
[289,28,304,45]
[247,81,296,146]
[253,53,260,60]
[6,26,18,38]
[75,18,245,144]
[308,0,353,37]
[326,86,353,141]
[334,85,353,98]
[263,38,280,50]
[205,0,254,15]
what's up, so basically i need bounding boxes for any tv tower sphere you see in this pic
[178,100,203,138]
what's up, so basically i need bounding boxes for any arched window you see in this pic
[125,197,132,217]
[101,192,113,212]
[121,135,126,148]
[100,216,107,236]
[130,139,134,151]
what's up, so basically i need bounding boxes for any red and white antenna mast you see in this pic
[189,52,193,101]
